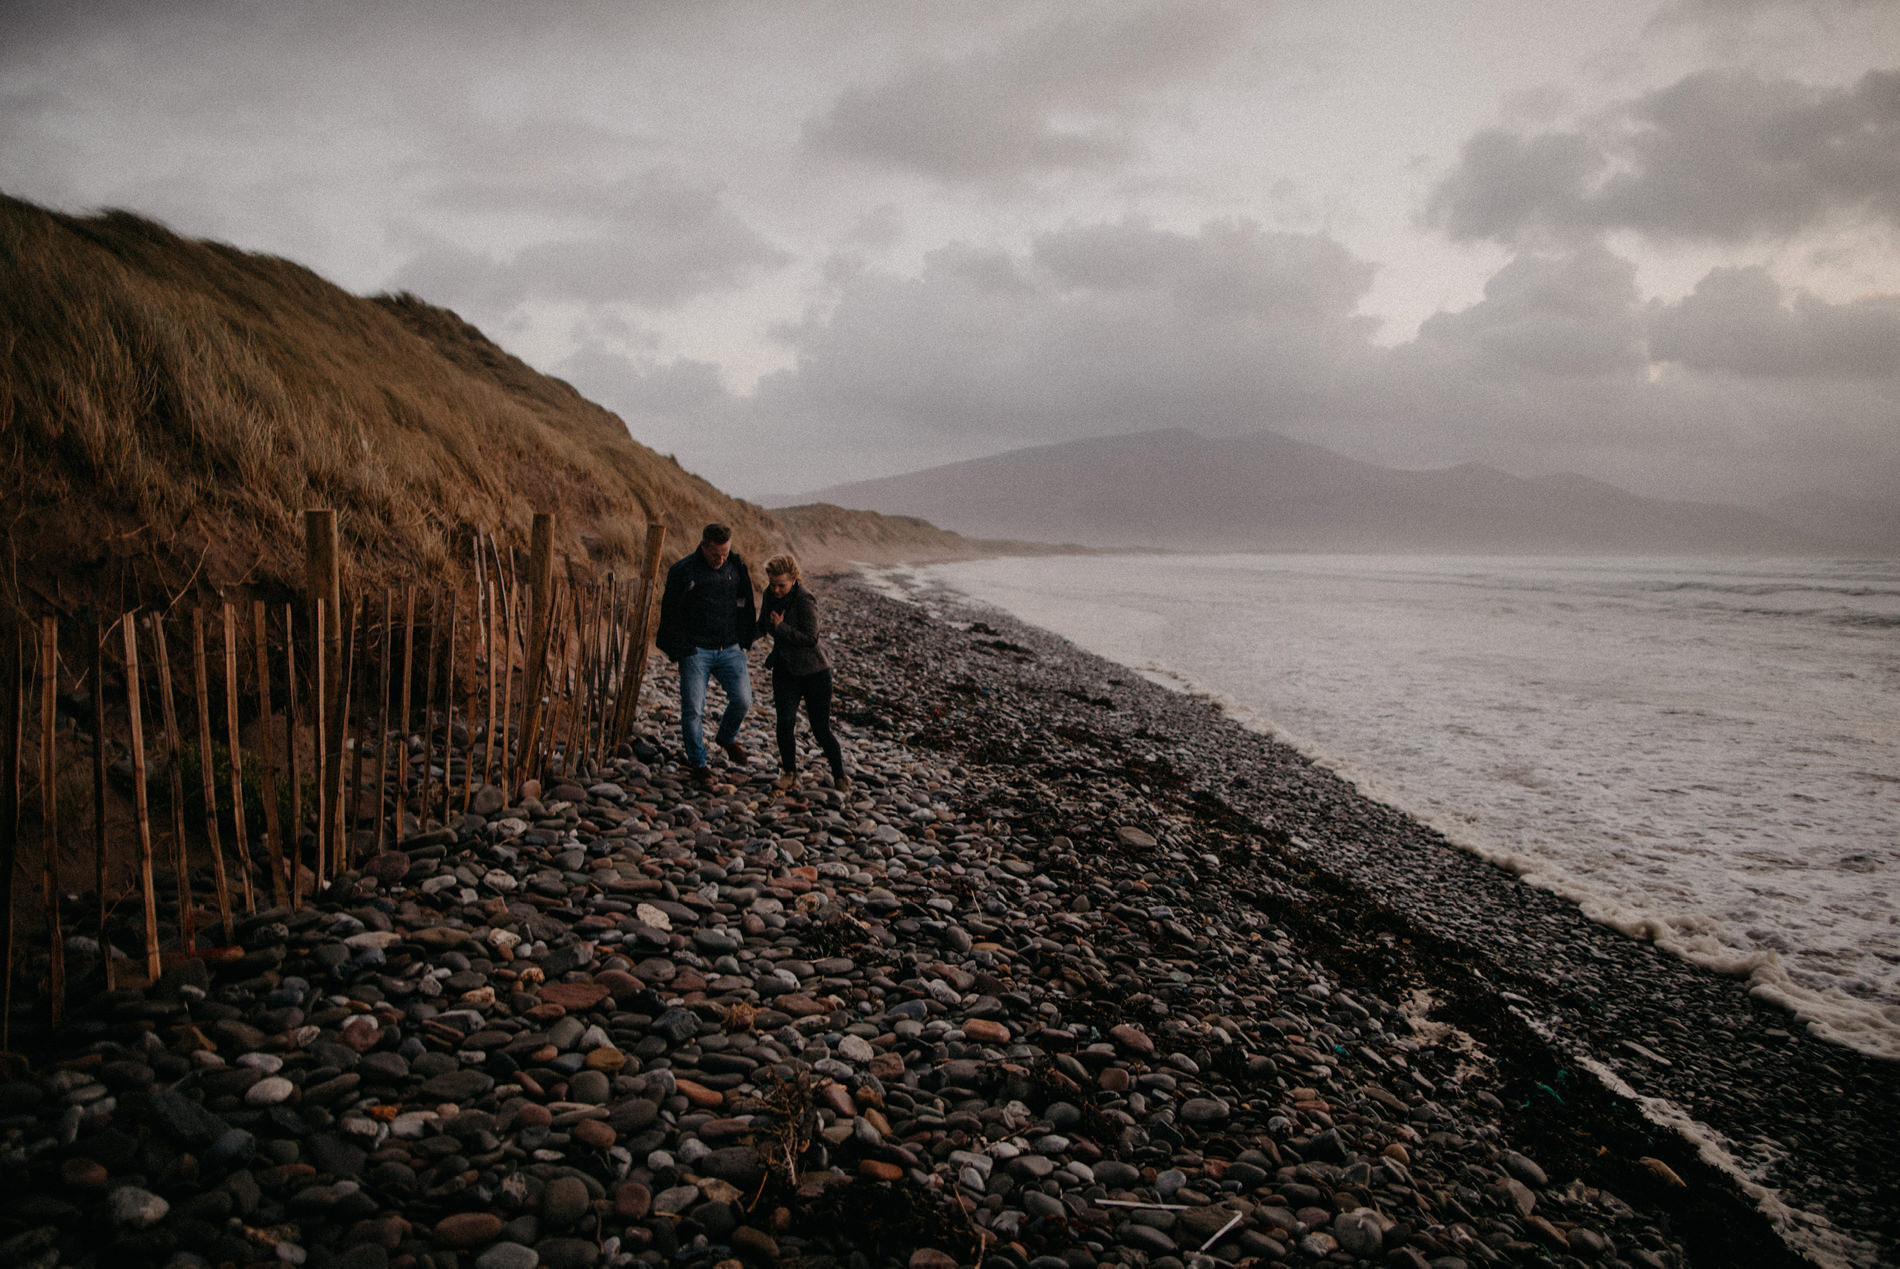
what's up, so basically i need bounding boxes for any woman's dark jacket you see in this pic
[757,582,830,676]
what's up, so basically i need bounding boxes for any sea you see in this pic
[911,553,1900,1061]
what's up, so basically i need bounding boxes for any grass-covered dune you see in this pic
[0,192,786,621]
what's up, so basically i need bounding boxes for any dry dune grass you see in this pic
[0,192,784,621]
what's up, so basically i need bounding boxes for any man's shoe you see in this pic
[720,741,750,764]
[772,771,798,792]
[689,765,714,783]
[833,774,852,794]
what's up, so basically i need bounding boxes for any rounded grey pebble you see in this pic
[475,1243,539,1269]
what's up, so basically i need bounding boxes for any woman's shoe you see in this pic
[772,771,799,792]
[832,774,852,793]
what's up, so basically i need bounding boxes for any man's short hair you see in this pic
[701,523,732,545]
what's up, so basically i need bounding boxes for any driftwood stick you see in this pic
[38,617,65,1025]
[91,618,114,987]
[148,613,195,953]
[190,609,234,943]
[222,602,254,912]
[121,617,162,984]
[252,601,288,910]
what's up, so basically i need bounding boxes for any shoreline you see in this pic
[0,574,1887,1269]
[895,552,1900,1064]
[852,571,1897,1267]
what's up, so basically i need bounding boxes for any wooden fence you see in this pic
[0,512,667,1040]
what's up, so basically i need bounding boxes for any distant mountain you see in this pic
[1758,489,1900,555]
[786,429,1855,555]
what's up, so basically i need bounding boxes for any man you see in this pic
[655,523,758,780]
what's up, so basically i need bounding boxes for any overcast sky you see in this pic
[3,0,1897,505]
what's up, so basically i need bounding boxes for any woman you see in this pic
[757,554,849,792]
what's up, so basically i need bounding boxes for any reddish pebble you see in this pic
[963,1018,1010,1043]
[1109,1023,1156,1056]
[615,1181,652,1220]
[674,1077,724,1108]
[775,994,829,1018]
[538,982,610,1011]
[572,1118,616,1149]
[859,1159,904,1182]
[512,1103,552,1130]
[62,1157,108,1188]
[432,1211,503,1248]
[594,969,645,1001]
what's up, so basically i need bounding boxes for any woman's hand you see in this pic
[769,609,784,626]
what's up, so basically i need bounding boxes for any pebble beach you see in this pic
[1,575,1893,1269]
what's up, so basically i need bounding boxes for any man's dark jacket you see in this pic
[655,549,757,661]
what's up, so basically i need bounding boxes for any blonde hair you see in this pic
[763,553,801,581]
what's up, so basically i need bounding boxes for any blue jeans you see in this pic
[677,645,752,767]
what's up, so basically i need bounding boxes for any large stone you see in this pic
[107,1186,169,1229]
[434,1212,504,1248]
[418,1069,494,1102]
[542,1175,591,1229]
[539,982,610,1011]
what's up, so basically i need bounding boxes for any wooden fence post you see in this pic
[35,619,64,1024]
[418,592,439,825]
[252,602,288,910]
[615,522,668,749]
[395,588,416,842]
[91,618,113,988]
[1,627,21,1044]
[147,614,194,953]
[516,514,555,789]
[305,510,341,889]
[121,617,161,984]
[374,589,392,856]
[285,603,302,908]
[222,602,254,912]
[190,610,234,943]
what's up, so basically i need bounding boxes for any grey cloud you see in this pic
[1650,266,1900,377]
[392,169,789,313]
[752,219,1380,457]
[1430,68,1900,244]
[1413,246,1647,378]
[802,1,1242,182]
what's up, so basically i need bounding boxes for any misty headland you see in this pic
[785,429,1899,558]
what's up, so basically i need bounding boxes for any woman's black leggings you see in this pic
[772,667,844,778]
